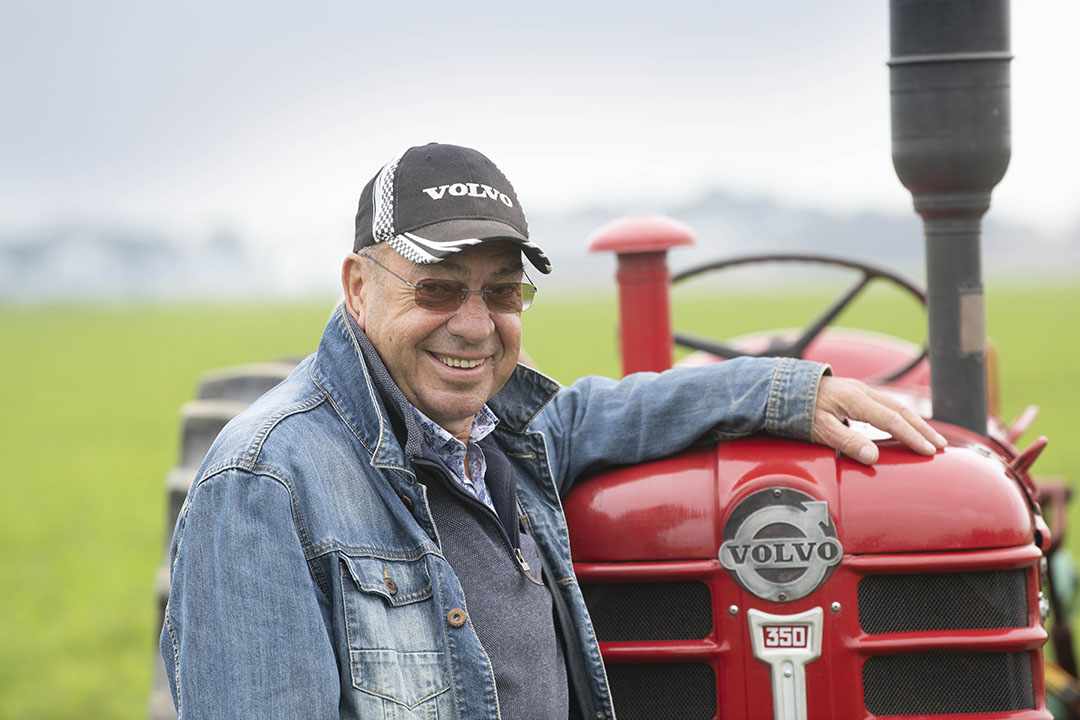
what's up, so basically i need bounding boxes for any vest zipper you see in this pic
[515,547,545,587]
[415,458,544,586]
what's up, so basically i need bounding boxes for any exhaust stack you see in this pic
[889,0,1011,435]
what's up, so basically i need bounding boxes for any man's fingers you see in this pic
[858,386,946,454]
[813,376,948,463]
[814,412,879,465]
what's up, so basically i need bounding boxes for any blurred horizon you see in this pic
[1,0,1076,302]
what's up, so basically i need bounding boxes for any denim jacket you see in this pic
[161,304,826,719]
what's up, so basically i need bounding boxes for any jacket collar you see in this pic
[488,356,562,434]
[310,304,562,468]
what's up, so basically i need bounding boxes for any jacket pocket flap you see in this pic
[341,554,432,606]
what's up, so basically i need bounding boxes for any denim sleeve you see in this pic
[161,467,339,719]
[536,356,828,495]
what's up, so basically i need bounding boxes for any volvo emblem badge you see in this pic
[719,488,842,602]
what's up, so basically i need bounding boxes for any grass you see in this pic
[0,282,1077,718]
[0,305,330,719]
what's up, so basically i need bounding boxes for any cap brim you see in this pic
[392,218,552,274]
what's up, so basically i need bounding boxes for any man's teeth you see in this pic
[438,355,485,369]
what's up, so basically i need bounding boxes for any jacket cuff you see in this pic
[763,358,832,441]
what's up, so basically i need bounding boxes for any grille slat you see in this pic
[605,663,715,720]
[859,569,1028,634]
[863,651,1035,715]
[582,581,712,642]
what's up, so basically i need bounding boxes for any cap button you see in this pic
[384,577,399,595]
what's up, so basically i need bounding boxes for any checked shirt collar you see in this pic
[411,404,500,516]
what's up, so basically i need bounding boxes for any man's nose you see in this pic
[445,291,495,340]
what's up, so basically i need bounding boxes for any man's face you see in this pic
[347,241,524,441]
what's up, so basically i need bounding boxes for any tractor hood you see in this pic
[563,426,1036,563]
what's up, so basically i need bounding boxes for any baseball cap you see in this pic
[353,143,552,274]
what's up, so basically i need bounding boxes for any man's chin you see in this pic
[415,390,488,427]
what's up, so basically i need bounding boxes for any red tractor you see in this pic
[560,1,1069,718]
[567,223,1055,720]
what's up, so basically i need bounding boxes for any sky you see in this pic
[1,0,1077,270]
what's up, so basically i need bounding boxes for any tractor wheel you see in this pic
[150,361,299,720]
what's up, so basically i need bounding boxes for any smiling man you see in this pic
[161,143,945,720]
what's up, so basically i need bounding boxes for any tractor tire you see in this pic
[151,361,299,720]
[196,361,301,402]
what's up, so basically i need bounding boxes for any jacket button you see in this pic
[401,495,413,510]
[384,577,398,595]
[446,608,467,627]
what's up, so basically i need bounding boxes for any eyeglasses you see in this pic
[363,253,537,313]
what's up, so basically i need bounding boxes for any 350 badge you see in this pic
[761,624,810,649]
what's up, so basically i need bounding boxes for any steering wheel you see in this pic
[671,253,928,383]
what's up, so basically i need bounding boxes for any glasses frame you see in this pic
[362,252,537,313]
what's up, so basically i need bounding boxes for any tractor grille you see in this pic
[858,569,1028,634]
[582,581,712,641]
[863,651,1035,715]
[605,662,715,720]
[580,570,1035,717]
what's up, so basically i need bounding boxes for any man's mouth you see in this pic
[435,354,487,370]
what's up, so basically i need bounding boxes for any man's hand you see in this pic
[812,376,947,465]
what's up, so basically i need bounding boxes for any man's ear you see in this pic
[341,253,368,328]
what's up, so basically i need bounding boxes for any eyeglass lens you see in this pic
[413,280,535,313]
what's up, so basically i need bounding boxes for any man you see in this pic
[161,143,945,719]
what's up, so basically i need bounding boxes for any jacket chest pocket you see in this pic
[340,554,451,712]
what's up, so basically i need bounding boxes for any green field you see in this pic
[1,284,1077,719]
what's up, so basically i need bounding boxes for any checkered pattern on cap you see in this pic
[371,151,404,245]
